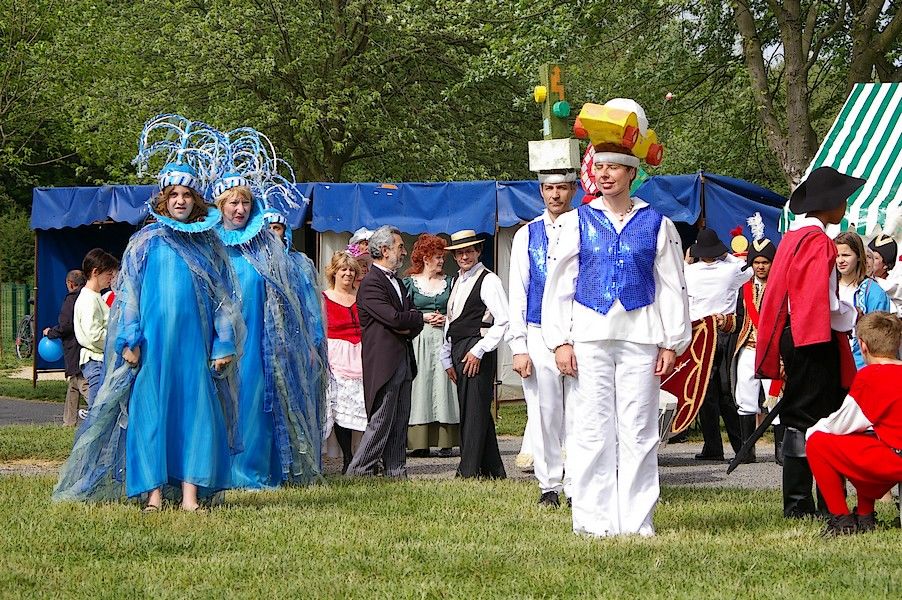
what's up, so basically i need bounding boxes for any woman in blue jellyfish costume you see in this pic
[53,115,245,511]
[213,130,327,489]
[263,207,327,365]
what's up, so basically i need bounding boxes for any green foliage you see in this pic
[0,201,34,283]
[0,475,900,598]
[0,0,88,208]
[46,0,540,183]
[1,0,898,204]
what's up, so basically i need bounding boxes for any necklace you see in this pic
[605,199,635,223]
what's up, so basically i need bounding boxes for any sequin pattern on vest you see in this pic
[526,220,549,325]
[574,203,662,315]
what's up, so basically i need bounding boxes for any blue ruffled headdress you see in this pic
[133,114,220,195]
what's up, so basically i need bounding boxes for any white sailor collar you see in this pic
[790,215,826,232]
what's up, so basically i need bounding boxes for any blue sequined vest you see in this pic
[526,220,548,325]
[574,203,662,315]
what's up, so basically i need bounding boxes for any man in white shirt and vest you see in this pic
[441,230,510,478]
[507,139,579,507]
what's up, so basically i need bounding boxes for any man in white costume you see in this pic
[542,98,691,537]
[507,139,580,507]
[684,228,752,461]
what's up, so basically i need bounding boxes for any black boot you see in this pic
[738,414,757,464]
[782,455,817,518]
[773,423,785,466]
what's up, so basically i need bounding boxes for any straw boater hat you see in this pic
[445,230,483,250]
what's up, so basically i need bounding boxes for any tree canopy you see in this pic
[1,0,899,211]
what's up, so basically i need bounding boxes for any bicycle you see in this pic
[14,299,35,359]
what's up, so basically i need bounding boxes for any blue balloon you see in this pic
[38,337,64,362]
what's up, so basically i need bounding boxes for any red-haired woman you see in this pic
[403,234,459,457]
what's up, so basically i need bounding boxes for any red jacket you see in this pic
[755,226,854,385]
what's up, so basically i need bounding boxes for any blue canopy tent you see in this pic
[311,181,499,270]
[495,172,786,247]
[313,182,496,236]
[29,184,312,375]
[30,174,781,379]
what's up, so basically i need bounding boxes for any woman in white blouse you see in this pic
[542,120,691,537]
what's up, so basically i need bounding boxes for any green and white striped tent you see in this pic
[781,82,902,236]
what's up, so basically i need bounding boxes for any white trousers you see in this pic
[734,347,773,416]
[567,340,660,537]
[522,326,567,494]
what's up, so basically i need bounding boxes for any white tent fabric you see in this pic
[781,82,902,236]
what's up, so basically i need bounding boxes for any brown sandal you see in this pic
[141,504,161,514]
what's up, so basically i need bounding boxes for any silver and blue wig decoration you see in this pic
[211,127,280,198]
[133,114,220,194]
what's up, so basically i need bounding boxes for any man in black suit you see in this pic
[346,225,424,477]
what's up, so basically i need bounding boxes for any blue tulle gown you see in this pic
[217,206,327,489]
[53,208,244,502]
[227,244,282,487]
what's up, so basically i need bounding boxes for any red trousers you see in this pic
[807,432,902,515]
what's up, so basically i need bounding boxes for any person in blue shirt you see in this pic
[212,130,327,490]
[835,231,892,368]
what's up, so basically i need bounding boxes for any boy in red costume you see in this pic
[806,311,902,535]
[755,166,863,518]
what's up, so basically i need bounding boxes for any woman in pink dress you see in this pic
[322,251,367,472]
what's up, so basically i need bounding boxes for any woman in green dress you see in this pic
[403,234,459,457]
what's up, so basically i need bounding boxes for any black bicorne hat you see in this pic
[789,166,866,215]
[746,238,777,264]
[868,234,898,269]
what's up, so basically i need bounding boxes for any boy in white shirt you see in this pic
[73,248,120,410]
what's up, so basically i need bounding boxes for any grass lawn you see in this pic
[0,352,69,401]
[0,376,68,401]
[0,425,74,462]
[496,401,527,437]
[1,475,900,599]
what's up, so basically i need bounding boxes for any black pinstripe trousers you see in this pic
[346,359,413,478]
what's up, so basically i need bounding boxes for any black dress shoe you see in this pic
[821,513,857,537]
[694,452,725,461]
[408,449,430,458]
[856,512,878,532]
[437,448,453,458]
[538,491,560,508]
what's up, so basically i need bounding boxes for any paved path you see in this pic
[0,396,781,489]
[0,397,63,425]
[324,436,782,490]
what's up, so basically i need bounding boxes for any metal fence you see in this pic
[0,283,33,357]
